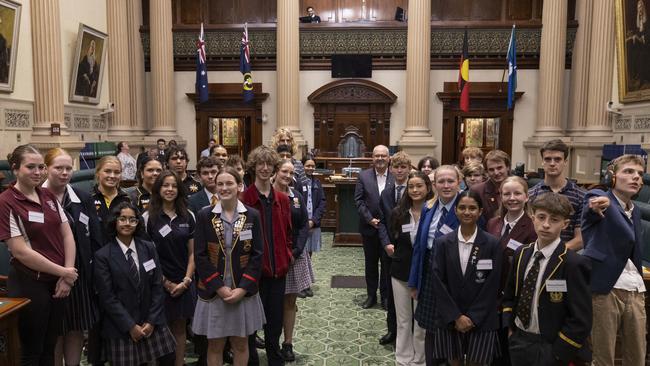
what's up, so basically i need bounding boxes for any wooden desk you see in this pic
[0,298,30,366]
[329,177,362,247]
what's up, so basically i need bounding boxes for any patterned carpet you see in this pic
[288,232,394,365]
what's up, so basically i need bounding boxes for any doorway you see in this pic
[437,82,522,165]
[208,117,246,156]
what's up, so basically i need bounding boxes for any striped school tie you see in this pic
[126,248,140,286]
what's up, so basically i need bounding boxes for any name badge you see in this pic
[507,239,523,251]
[240,229,253,240]
[302,186,307,192]
[143,259,156,272]
[78,212,89,226]
[439,224,453,235]
[158,225,172,237]
[28,211,44,223]
[401,223,414,233]
[546,279,567,292]
[476,259,493,270]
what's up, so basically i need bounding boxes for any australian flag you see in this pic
[240,23,254,103]
[507,25,517,110]
[196,23,208,103]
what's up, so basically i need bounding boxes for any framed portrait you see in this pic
[616,0,650,103]
[69,23,107,104]
[0,0,21,93]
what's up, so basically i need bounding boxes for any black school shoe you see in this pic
[281,343,296,362]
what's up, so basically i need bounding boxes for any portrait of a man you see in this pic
[69,24,107,104]
[616,0,650,102]
[0,0,21,93]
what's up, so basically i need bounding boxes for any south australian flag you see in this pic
[196,23,208,103]
[458,28,470,112]
[241,23,254,103]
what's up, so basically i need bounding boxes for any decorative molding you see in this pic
[634,116,650,130]
[4,109,31,129]
[73,115,91,130]
[92,116,107,130]
[614,116,632,130]
[142,25,576,71]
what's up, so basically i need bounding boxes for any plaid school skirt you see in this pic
[285,251,315,294]
[104,325,176,366]
[431,328,500,365]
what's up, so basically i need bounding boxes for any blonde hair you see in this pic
[390,151,412,168]
[95,155,121,182]
[44,148,71,167]
[270,128,296,155]
[461,147,484,161]
[496,176,529,218]
[433,164,463,182]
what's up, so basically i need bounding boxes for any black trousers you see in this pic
[508,329,556,366]
[8,265,64,366]
[384,255,396,333]
[490,322,511,366]
[362,233,389,300]
[249,276,286,366]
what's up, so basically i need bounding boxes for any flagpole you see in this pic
[500,24,515,90]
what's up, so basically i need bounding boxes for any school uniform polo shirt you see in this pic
[528,179,585,242]
[0,186,68,266]
[143,209,196,282]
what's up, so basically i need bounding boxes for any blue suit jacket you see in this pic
[408,195,461,291]
[581,189,643,294]
[354,168,394,236]
[188,190,211,215]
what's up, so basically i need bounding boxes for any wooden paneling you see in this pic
[149,0,575,25]
[369,0,408,22]
[207,0,235,24]
[180,0,202,24]
[506,0,533,20]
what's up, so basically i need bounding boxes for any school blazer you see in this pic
[581,189,643,294]
[470,179,501,222]
[354,168,394,236]
[502,242,592,363]
[188,190,211,215]
[431,228,502,332]
[486,214,537,295]
[388,214,415,282]
[377,183,400,246]
[303,177,326,227]
[194,203,264,299]
[93,238,166,340]
[408,195,461,291]
[288,188,310,258]
[63,185,103,283]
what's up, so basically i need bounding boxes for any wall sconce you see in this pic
[262,114,268,124]
[16,133,21,142]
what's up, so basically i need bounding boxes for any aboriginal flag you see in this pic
[458,29,469,112]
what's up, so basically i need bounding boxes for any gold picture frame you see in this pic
[69,23,107,104]
[0,0,21,93]
[615,0,650,103]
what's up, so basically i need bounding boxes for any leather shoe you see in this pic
[361,296,377,309]
[380,297,388,310]
[379,331,396,345]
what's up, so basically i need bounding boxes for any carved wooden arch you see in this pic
[308,79,397,156]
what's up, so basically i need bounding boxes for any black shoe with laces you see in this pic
[281,343,295,362]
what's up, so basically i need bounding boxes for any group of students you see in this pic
[0,128,327,366]
[360,140,646,365]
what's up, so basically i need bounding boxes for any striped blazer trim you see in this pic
[514,242,535,296]
[559,331,582,348]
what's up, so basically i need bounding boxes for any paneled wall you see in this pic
[142,0,574,26]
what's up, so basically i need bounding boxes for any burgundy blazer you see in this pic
[486,214,537,299]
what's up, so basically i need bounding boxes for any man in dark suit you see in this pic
[355,144,393,309]
[188,156,221,215]
[581,154,646,366]
[300,6,321,23]
[378,151,411,345]
[470,149,510,222]
[503,192,592,365]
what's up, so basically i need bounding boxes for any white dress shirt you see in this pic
[376,170,388,195]
[427,196,457,249]
[515,238,561,334]
[502,210,525,236]
[117,237,139,264]
[457,227,478,275]
[612,194,646,292]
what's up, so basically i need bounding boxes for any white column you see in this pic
[149,0,177,136]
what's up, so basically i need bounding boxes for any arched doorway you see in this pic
[308,79,396,157]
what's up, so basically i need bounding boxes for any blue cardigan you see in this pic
[408,194,460,291]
